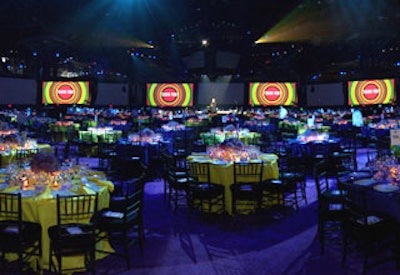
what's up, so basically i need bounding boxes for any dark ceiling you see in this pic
[0,0,399,83]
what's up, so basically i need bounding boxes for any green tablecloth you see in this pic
[200,132,261,145]
[79,130,122,143]
[49,124,80,142]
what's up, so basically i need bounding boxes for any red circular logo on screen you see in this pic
[362,83,380,101]
[264,86,281,101]
[161,87,178,102]
[57,84,75,100]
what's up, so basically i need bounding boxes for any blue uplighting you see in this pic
[311,73,321,80]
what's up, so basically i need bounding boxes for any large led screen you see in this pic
[249,82,297,106]
[42,81,91,105]
[146,83,193,107]
[348,78,395,106]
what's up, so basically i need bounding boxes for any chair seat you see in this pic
[93,208,140,231]
[189,182,223,194]
[280,172,304,180]
[263,179,283,186]
[91,177,145,269]
[231,183,259,200]
[355,215,383,226]
[262,179,296,191]
[48,194,98,274]
[233,183,257,192]
[0,193,42,274]
[0,221,41,249]
[174,171,188,177]
[321,188,344,199]
[48,223,96,256]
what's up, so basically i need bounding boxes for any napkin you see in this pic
[79,186,96,195]
[259,154,278,163]
[36,186,53,200]
[88,178,114,193]
[88,171,106,177]
[4,185,21,193]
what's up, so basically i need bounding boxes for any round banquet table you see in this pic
[187,153,279,215]
[349,177,400,222]
[0,169,114,271]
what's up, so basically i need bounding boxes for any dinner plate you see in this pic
[84,184,101,192]
[373,184,399,193]
[195,159,209,163]
[259,154,277,162]
[51,189,75,197]
[348,171,371,180]
[212,160,229,165]
[353,178,376,186]
[191,152,208,156]
[16,190,38,197]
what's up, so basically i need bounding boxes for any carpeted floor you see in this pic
[89,148,400,275]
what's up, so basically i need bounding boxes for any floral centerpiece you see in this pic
[109,120,127,126]
[207,138,260,162]
[7,151,64,190]
[54,121,73,126]
[297,130,329,143]
[87,126,113,135]
[0,128,18,137]
[0,133,38,152]
[30,151,60,173]
[370,155,400,184]
[162,121,185,131]
[128,128,162,144]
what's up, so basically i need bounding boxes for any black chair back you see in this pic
[56,194,98,227]
[188,161,211,183]
[233,161,263,184]
[313,160,329,199]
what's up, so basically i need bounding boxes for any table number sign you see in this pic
[390,129,400,146]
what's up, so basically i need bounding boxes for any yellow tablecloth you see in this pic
[187,154,279,215]
[1,171,114,271]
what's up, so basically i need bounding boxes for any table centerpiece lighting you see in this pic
[7,152,66,190]
[297,130,329,143]
[370,155,400,185]
[128,128,162,144]
[207,138,260,162]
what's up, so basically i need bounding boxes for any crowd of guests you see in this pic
[0,104,398,136]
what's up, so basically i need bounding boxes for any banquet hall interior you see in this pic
[1,0,400,274]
